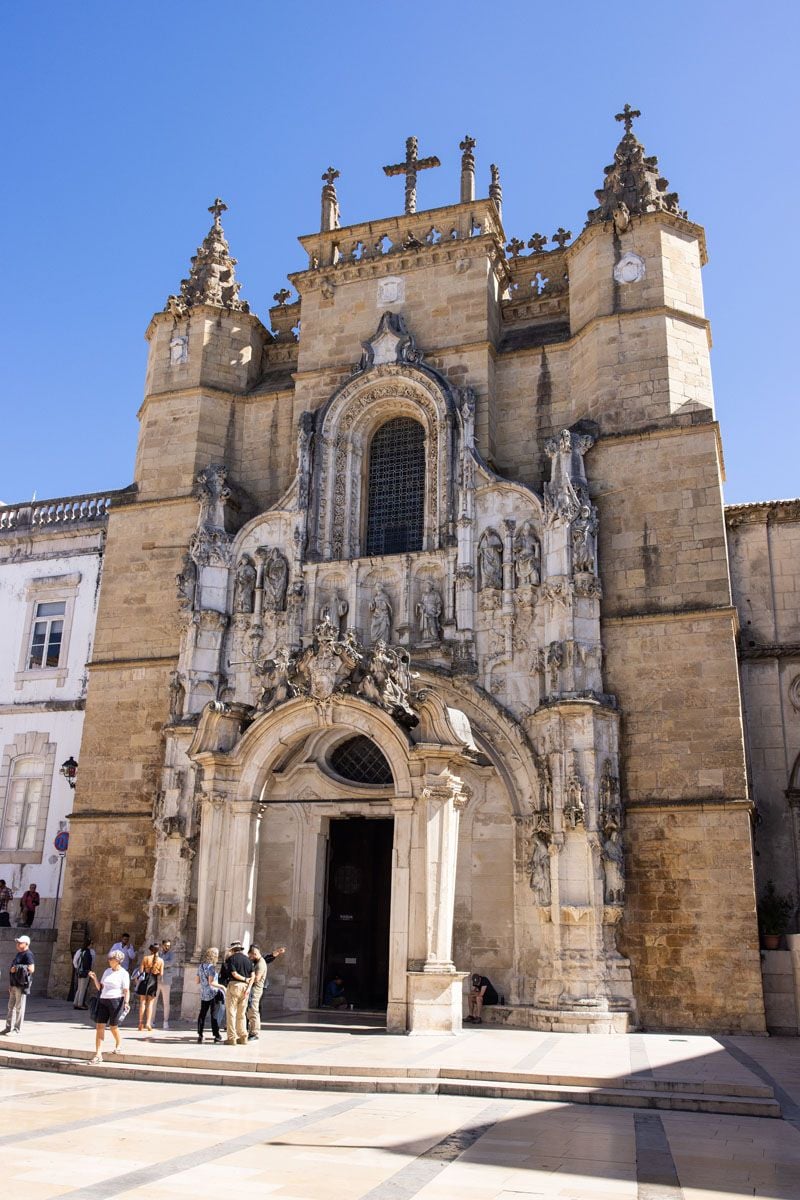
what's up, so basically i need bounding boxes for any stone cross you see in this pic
[615,104,641,134]
[273,288,291,306]
[506,238,525,258]
[528,232,548,253]
[208,197,228,227]
[321,166,340,187]
[383,136,441,215]
[552,227,572,249]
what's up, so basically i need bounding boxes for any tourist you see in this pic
[87,949,130,1063]
[466,972,498,1024]
[196,946,223,1044]
[109,932,136,971]
[1,934,35,1036]
[246,943,285,1040]
[72,938,95,1009]
[0,879,13,927]
[323,975,347,1009]
[18,882,40,928]
[155,938,175,1030]
[135,943,163,1031]
[220,939,253,1045]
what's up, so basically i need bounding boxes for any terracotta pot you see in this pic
[763,933,781,950]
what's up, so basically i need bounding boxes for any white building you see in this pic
[0,491,119,931]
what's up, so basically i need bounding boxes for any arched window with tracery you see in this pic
[365,417,425,556]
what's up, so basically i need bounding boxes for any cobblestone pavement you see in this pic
[3,1059,800,1200]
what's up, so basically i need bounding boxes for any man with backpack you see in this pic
[1,935,35,1035]
[72,939,96,1009]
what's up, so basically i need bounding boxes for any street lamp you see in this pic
[60,756,78,789]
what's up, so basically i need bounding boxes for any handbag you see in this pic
[211,989,226,1025]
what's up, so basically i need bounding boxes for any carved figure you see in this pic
[168,671,186,720]
[176,553,197,610]
[571,504,598,574]
[256,647,297,712]
[320,592,349,638]
[234,555,257,614]
[169,335,188,365]
[612,202,631,234]
[369,584,393,644]
[358,642,418,727]
[546,641,564,693]
[564,771,585,829]
[529,834,551,906]
[514,521,541,587]
[478,529,503,590]
[416,580,443,641]
[600,762,622,834]
[263,547,289,612]
[602,829,625,903]
[194,464,231,530]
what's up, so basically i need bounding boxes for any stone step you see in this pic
[0,1046,781,1118]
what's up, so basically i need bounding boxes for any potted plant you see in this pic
[758,880,794,949]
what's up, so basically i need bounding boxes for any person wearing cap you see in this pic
[1,934,35,1036]
[465,972,498,1024]
[221,940,253,1045]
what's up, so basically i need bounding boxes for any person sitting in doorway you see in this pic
[323,975,348,1009]
[466,972,498,1024]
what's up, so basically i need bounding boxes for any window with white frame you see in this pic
[28,600,66,669]
[1,756,44,851]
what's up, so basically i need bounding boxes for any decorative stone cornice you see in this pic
[725,498,800,528]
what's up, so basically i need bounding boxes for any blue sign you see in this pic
[54,831,69,853]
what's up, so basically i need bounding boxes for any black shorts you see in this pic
[96,997,125,1027]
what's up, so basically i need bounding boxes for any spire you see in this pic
[489,163,503,221]
[320,167,341,232]
[459,135,476,203]
[164,198,249,316]
[585,106,686,229]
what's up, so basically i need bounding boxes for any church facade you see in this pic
[51,113,768,1033]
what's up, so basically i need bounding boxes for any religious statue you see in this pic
[514,521,541,587]
[262,547,289,612]
[601,828,625,904]
[563,770,585,829]
[169,335,188,365]
[320,592,349,638]
[194,464,231,531]
[571,504,598,574]
[168,671,186,720]
[600,762,622,834]
[358,642,418,727]
[369,583,393,644]
[176,552,197,610]
[256,647,296,712]
[478,529,503,590]
[234,554,257,614]
[546,641,563,693]
[415,580,443,642]
[529,834,551,906]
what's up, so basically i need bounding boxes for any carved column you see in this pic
[387,796,415,1034]
[221,799,264,950]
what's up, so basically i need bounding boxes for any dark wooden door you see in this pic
[321,817,393,1010]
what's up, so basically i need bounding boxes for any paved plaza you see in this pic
[3,1003,800,1197]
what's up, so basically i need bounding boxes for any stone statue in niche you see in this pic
[415,580,443,642]
[168,671,186,720]
[571,504,598,574]
[169,335,188,365]
[262,547,289,612]
[195,464,232,531]
[563,770,585,829]
[546,641,564,693]
[176,552,197,610]
[514,521,541,587]
[600,762,622,833]
[320,592,349,638]
[478,529,503,590]
[601,829,625,903]
[234,555,257,614]
[369,583,393,644]
[529,834,551,906]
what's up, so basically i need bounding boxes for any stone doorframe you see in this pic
[187,691,480,1032]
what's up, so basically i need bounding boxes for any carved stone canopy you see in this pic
[164,199,250,316]
[358,312,422,371]
[586,108,686,228]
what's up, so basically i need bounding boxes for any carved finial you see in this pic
[273,288,292,306]
[163,200,248,317]
[552,227,572,249]
[320,167,341,232]
[586,107,685,228]
[528,232,548,253]
[489,163,503,221]
[459,135,476,204]
[383,136,441,215]
[506,237,525,258]
[615,103,641,134]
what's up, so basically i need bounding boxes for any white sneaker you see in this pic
[108,1043,122,1055]
[162,1021,169,1030]
[90,1054,103,1064]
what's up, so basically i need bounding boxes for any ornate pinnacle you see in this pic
[163,199,249,317]
[615,103,641,134]
[320,166,341,232]
[321,166,340,186]
[489,164,503,221]
[459,134,476,204]
[528,232,548,253]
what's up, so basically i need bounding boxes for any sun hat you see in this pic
[15,935,31,946]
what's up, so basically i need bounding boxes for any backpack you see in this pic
[78,949,93,978]
[217,957,232,987]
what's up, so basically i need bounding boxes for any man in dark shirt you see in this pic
[1,935,35,1035]
[222,940,254,1045]
[466,972,498,1024]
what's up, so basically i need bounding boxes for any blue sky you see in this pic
[1,1,797,505]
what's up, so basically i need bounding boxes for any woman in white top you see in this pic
[87,949,130,1064]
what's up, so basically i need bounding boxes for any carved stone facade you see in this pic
[51,114,767,1035]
